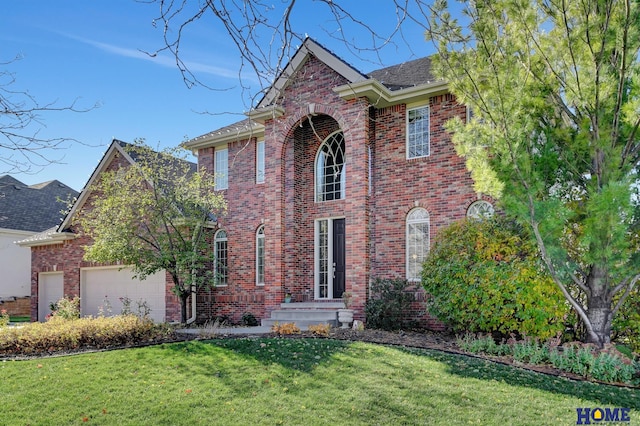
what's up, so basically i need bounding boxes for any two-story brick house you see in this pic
[22,38,493,326]
[184,38,492,326]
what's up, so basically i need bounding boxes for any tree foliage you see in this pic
[75,141,227,323]
[425,0,640,346]
[422,216,568,339]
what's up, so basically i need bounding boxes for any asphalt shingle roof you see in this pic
[0,175,79,232]
[367,56,437,91]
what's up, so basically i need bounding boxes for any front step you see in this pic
[261,302,342,328]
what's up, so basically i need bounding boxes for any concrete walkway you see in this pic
[176,325,277,336]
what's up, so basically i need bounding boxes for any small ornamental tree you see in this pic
[422,216,569,339]
[75,141,227,323]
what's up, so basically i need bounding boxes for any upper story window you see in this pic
[467,200,494,220]
[256,225,265,286]
[215,146,228,190]
[407,105,430,159]
[214,229,228,286]
[315,131,346,202]
[256,140,265,184]
[406,208,430,281]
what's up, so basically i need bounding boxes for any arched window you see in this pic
[406,208,430,281]
[467,200,494,220]
[214,230,228,286]
[256,225,265,286]
[315,131,346,202]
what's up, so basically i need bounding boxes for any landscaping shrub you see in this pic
[0,309,9,328]
[421,216,569,339]
[365,278,416,331]
[0,315,174,356]
[48,296,81,320]
[241,312,259,326]
[271,322,300,335]
[459,334,639,385]
[308,323,331,337]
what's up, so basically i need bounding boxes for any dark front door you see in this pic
[332,218,346,298]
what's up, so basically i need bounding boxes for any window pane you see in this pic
[407,106,430,158]
[406,209,429,281]
[316,132,345,202]
[256,141,265,183]
[256,226,265,285]
[215,148,228,190]
[215,230,228,285]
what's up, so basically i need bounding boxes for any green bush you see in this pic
[365,278,415,331]
[421,216,569,339]
[241,312,259,326]
[48,296,81,320]
[0,315,174,356]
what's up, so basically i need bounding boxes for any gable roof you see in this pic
[186,39,447,150]
[257,38,368,109]
[0,175,78,233]
[58,140,197,232]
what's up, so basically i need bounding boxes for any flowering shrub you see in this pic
[0,309,9,327]
[0,315,174,356]
[48,296,81,321]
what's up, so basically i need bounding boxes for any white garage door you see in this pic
[80,267,166,322]
[38,272,64,321]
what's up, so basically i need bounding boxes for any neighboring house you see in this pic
[17,141,188,322]
[22,38,494,327]
[0,175,77,314]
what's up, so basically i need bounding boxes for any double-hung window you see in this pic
[407,105,430,159]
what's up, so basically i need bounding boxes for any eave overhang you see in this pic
[16,229,77,248]
[334,79,449,108]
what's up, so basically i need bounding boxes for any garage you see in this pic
[80,266,166,322]
[38,272,64,321]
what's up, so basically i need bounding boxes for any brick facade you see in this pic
[28,42,487,329]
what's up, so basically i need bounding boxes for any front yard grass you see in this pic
[1,337,637,425]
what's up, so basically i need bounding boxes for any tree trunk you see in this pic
[585,266,613,347]
[180,292,189,324]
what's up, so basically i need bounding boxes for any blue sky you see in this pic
[2,1,437,191]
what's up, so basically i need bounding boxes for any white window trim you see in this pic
[406,105,430,159]
[466,200,495,220]
[215,146,228,190]
[256,225,265,286]
[256,140,265,184]
[406,208,430,282]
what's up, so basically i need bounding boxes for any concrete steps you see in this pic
[261,302,342,328]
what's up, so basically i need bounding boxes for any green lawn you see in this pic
[0,338,637,425]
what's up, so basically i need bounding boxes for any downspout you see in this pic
[186,287,197,325]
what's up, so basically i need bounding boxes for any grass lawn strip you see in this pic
[0,338,636,425]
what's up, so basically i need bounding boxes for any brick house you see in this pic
[21,38,493,327]
[184,38,492,327]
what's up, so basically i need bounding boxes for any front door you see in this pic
[315,218,346,299]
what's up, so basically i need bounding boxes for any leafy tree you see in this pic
[422,216,569,339]
[425,0,640,346]
[75,141,227,323]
